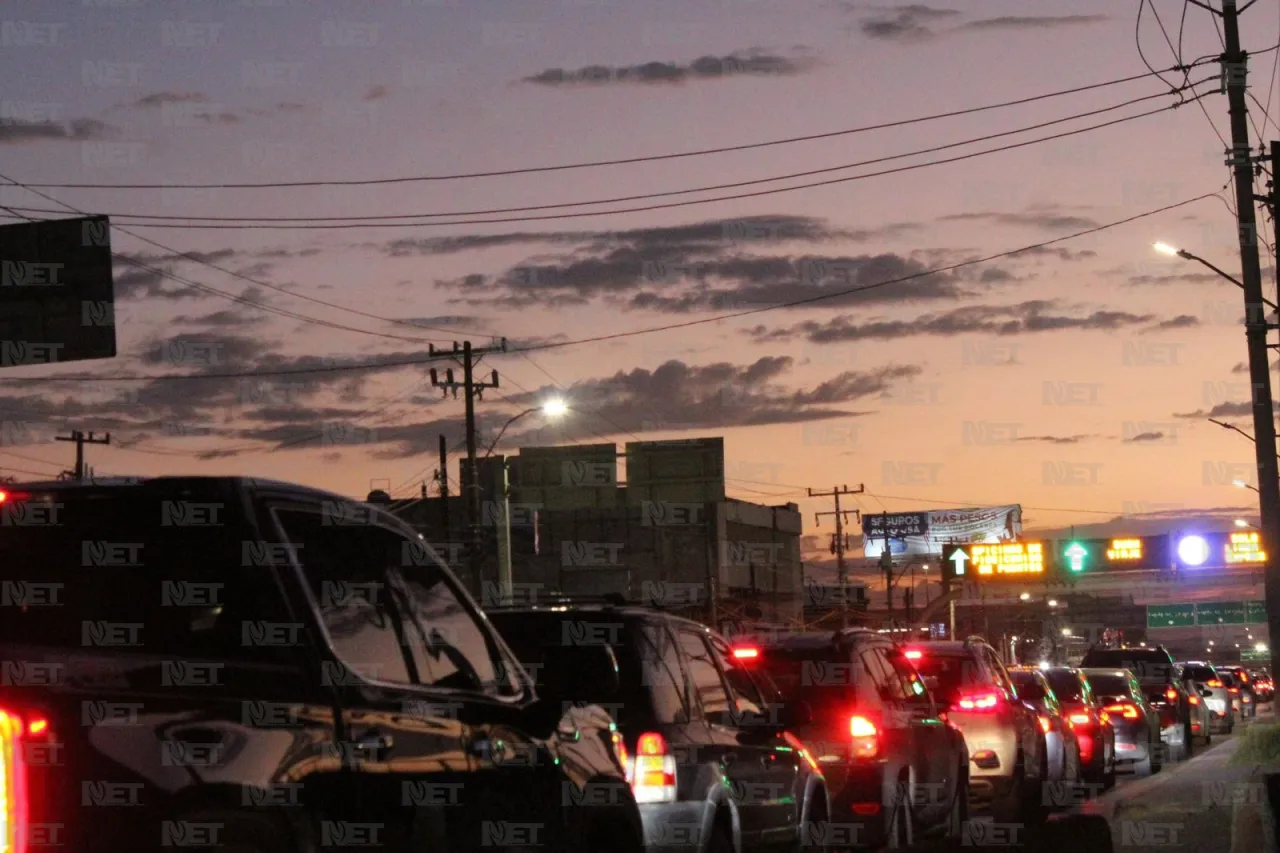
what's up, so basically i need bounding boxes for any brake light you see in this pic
[731,647,759,660]
[957,691,1002,711]
[1105,703,1140,720]
[1166,687,1178,702]
[1038,716,1052,734]
[0,709,28,853]
[1207,679,1223,688]
[1189,695,1200,705]
[629,732,676,804]
[1239,672,1250,683]
[849,715,879,759]
[1229,687,1240,694]
[1068,712,1092,726]
[904,649,923,661]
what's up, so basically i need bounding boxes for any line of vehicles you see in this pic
[0,476,1270,853]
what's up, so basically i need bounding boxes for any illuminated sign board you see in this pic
[1054,536,1170,574]
[960,542,1045,578]
[1107,538,1143,561]
[1225,531,1266,564]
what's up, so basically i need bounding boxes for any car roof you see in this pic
[1080,668,1130,678]
[483,602,707,632]
[911,641,980,654]
[755,628,883,651]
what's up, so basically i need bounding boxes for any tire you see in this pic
[1133,737,1158,777]
[942,767,968,844]
[799,790,829,853]
[885,774,914,850]
[707,824,734,853]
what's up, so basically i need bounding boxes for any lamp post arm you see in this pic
[1182,251,1280,313]
[484,408,538,458]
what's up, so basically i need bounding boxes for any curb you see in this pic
[1230,770,1278,853]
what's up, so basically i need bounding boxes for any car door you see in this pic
[882,644,952,825]
[677,628,774,849]
[267,500,490,851]
[707,632,802,847]
[984,647,1039,773]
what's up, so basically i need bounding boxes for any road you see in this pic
[946,704,1273,853]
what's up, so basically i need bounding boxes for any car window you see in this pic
[1044,670,1084,703]
[913,652,982,700]
[391,532,517,696]
[868,646,912,701]
[859,646,898,700]
[707,635,767,717]
[984,648,1015,694]
[273,506,412,685]
[884,647,929,702]
[757,644,862,724]
[640,622,692,724]
[679,630,732,718]
[1085,673,1132,699]
[0,487,297,662]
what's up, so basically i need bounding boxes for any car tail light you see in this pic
[1207,679,1223,688]
[849,715,879,760]
[956,691,1002,712]
[1068,712,1092,726]
[1105,703,1140,720]
[1165,687,1178,702]
[731,647,759,660]
[1038,716,1052,734]
[629,733,676,804]
[1229,687,1240,694]
[0,709,29,853]
[904,649,923,661]
[1239,672,1250,683]
[1189,695,1200,705]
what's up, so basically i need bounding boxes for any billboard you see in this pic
[863,505,1021,558]
[624,437,725,505]
[0,215,115,367]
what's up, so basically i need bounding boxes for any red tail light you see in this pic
[1207,679,1223,688]
[1038,716,1052,734]
[904,649,923,661]
[1229,687,1240,694]
[1239,672,1250,683]
[849,715,879,759]
[956,691,1002,711]
[630,732,676,804]
[1105,703,1140,720]
[0,709,28,853]
[731,647,759,661]
[1165,687,1178,702]
[1189,695,1200,705]
[1068,712,1092,726]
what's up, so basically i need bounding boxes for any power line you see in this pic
[15,64,1216,193]
[0,191,1217,385]
[0,465,59,481]
[4,90,1211,231]
[0,174,462,341]
[0,450,62,471]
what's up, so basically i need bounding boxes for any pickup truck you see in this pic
[0,475,642,852]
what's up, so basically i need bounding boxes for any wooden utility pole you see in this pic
[429,339,506,594]
[437,434,451,546]
[809,484,864,628]
[55,430,109,481]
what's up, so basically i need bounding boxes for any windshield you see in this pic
[913,653,982,697]
[1081,649,1172,681]
[756,646,864,724]
[1182,665,1217,681]
[1084,673,1131,699]
[1044,671,1085,702]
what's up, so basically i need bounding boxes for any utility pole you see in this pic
[437,434,451,547]
[881,513,893,622]
[429,339,506,594]
[55,430,109,481]
[809,484,863,628]
[1216,0,1280,679]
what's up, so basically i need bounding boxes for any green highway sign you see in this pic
[1147,604,1196,628]
[1195,601,1247,625]
[1241,649,1270,661]
[1247,601,1267,624]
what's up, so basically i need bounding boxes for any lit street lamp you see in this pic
[1236,519,1253,528]
[1153,243,1280,312]
[485,399,569,603]
[1235,478,1261,494]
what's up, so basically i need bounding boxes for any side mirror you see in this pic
[538,644,620,706]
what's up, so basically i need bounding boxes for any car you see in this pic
[1178,661,1231,737]
[1081,669,1163,777]
[1221,667,1259,718]
[1041,667,1117,791]
[1079,644,1192,761]
[0,476,645,853]
[1173,663,1213,746]
[485,600,829,853]
[1249,669,1274,702]
[1007,667,1082,799]
[735,629,969,849]
[907,638,1048,825]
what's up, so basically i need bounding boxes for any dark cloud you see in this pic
[1173,401,1280,419]
[858,5,961,40]
[132,92,209,108]
[1146,315,1199,331]
[363,85,390,101]
[1017,434,1094,445]
[1122,272,1223,286]
[1125,431,1166,443]
[942,211,1101,231]
[524,50,816,86]
[0,118,112,145]
[402,315,480,329]
[170,309,267,329]
[1003,246,1098,262]
[748,300,1168,345]
[962,15,1108,30]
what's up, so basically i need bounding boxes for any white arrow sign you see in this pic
[950,548,968,576]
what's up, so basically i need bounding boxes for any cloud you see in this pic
[1124,431,1166,443]
[858,5,961,41]
[748,300,1170,345]
[170,309,267,329]
[961,15,1108,30]
[132,92,210,108]
[0,118,112,145]
[1017,434,1094,445]
[1146,315,1199,331]
[523,50,817,86]
[1173,401,1280,419]
[363,85,390,101]
[941,210,1101,231]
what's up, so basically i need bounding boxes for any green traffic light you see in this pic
[1064,541,1088,572]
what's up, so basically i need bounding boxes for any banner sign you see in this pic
[1146,600,1265,629]
[863,505,1022,558]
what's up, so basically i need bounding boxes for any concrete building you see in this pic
[381,439,806,626]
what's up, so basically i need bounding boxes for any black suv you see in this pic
[486,601,829,853]
[739,629,969,849]
[1079,645,1192,761]
[0,476,642,853]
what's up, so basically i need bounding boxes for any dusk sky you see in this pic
[2,0,1279,573]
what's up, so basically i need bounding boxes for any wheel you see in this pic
[884,774,914,849]
[1184,722,1194,759]
[799,792,829,853]
[942,767,968,843]
[707,824,734,853]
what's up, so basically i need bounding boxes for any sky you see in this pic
[2,0,1280,583]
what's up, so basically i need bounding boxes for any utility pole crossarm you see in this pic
[807,484,864,628]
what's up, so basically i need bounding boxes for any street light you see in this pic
[486,399,568,604]
[1019,592,1031,601]
[1236,519,1252,528]
[1152,242,1278,311]
[1258,643,1269,653]
[1234,478,1261,494]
